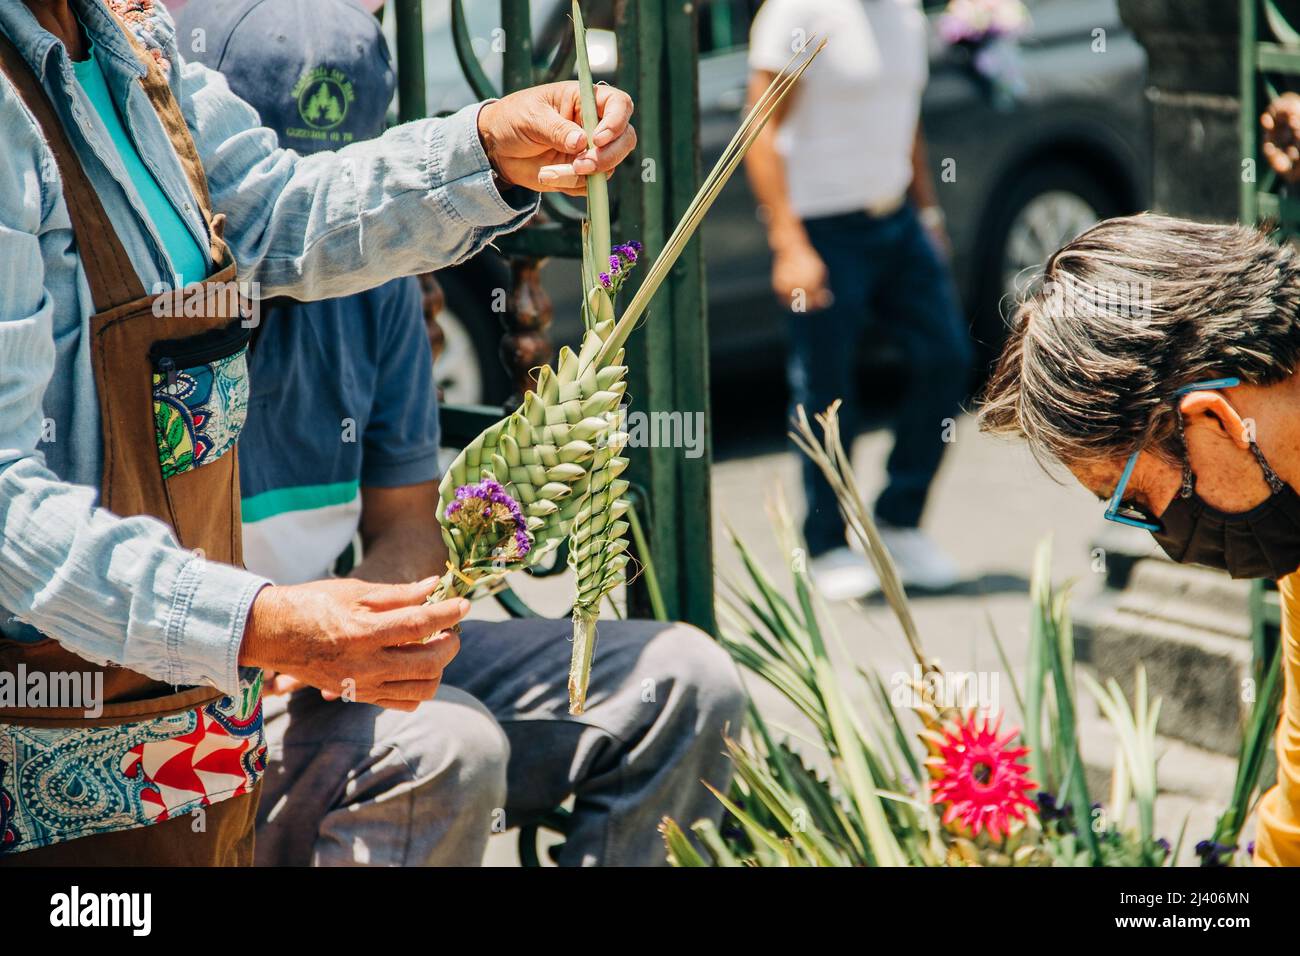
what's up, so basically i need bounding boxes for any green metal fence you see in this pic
[1240,0,1286,727]
[391,0,715,633]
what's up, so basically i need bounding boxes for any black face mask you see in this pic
[1152,439,1300,580]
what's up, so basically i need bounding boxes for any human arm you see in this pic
[347,483,445,585]
[907,126,950,257]
[743,0,831,311]
[742,67,830,310]
[177,52,634,299]
[264,278,451,697]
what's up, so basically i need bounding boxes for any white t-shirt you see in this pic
[748,0,928,219]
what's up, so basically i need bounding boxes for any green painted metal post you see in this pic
[615,0,714,632]
[616,0,669,620]
[663,0,715,634]
[1241,0,1258,224]
[1241,0,1284,700]
[394,0,426,123]
[501,2,534,92]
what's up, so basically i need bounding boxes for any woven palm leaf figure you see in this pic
[563,249,642,712]
[427,329,630,606]
[429,3,825,714]
[564,395,630,713]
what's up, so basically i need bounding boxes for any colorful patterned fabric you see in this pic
[0,671,265,855]
[0,761,17,852]
[106,0,172,73]
[153,346,249,479]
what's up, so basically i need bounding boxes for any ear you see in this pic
[1178,390,1251,450]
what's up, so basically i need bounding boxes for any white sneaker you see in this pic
[810,547,880,601]
[875,524,960,591]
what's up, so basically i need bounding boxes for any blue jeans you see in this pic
[790,202,973,556]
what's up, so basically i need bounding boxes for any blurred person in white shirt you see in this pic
[746,0,974,599]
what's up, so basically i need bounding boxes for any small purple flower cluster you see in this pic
[937,0,1029,45]
[1194,839,1238,867]
[597,240,644,293]
[446,477,531,559]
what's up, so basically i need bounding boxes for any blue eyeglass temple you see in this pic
[1103,377,1242,532]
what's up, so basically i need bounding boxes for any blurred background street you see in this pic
[409,0,1149,411]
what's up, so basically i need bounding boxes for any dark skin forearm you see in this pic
[23,1,87,58]
[907,126,939,210]
[744,68,832,309]
[348,480,446,585]
[744,69,804,255]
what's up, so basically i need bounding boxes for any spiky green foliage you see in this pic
[664,403,1170,868]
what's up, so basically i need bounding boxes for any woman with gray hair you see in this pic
[979,212,1300,866]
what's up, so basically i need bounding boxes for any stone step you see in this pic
[1114,559,1253,640]
[1073,685,1243,865]
[1073,564,1255,756]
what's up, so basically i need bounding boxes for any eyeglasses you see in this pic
[1103,377,1242,532]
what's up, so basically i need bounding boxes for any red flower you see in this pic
[926,711,1037,840]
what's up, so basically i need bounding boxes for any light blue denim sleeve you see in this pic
[0,87,265,697]
[177,60,540,300]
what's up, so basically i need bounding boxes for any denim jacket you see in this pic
[0,0,538,694]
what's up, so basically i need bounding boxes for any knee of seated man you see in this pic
[637,622,747,731]
[387,692,511,811]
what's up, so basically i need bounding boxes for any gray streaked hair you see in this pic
[978,213,1300,466]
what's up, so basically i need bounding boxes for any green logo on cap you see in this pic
[293,66,355,131]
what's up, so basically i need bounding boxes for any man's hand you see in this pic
[919,206,952,262]
[1262,93,1300,183]
[477,81,636,195]
[262,671,307,697]
[239,577,468,712]
[773,240,831,312]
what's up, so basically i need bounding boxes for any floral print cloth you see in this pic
[0,670,265,855]
[153,346,250,479]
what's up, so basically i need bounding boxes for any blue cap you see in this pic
[176,0,395,154]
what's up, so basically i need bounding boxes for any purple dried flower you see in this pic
[445,477,531,559]
[1194,839,1237,866]
[598,272,612,289]
[938,0,1029,45]
[609,254,622,273]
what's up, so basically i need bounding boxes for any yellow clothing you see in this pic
[1253,573,1300,865]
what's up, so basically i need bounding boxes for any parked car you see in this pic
[412,0,1150,405]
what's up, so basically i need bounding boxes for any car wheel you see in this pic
[432,269,513,407]
[972,162,1123,373]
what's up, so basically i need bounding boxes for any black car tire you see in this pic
[970,161,1124,377]
[433,261,514,407]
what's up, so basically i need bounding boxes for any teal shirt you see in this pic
[72,43,208,285]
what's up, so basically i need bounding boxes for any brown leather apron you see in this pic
[0,23,262,865]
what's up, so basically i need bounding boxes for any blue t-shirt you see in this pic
[238,277,441,584]
[71,41,209,285]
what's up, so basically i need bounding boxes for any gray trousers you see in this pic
[254,618,746,866]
